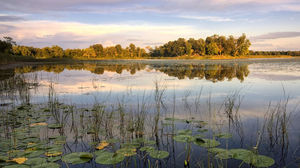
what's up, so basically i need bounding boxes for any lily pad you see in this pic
[116,148,136,157]
[121,143,140,149]
[230,149,275,167]
[95,151,124,165]
[62,152,92,164]
[140,146,155,152]
[230,149,254,162]
[178,129,192,135]
[0,156,8,162]
[144,140,156,145]
[215,133,232,139]
[194,138,220,148]
[45,151,62,157]
[173,134,194,143]
[208,148,232,160]
[48,124,62,129]
[107,138,119,143]
[24,157,47,166]
[47,156,61,162]
[149,150,169,159]
[32,162,60,168]
[250,155,275,167]
[25,150,44,158]
[3,165,30,168]
[197,129,208,133]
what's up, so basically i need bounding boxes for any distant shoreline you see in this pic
[0,55,297,70]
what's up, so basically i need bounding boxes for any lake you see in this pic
[0,58,300,168]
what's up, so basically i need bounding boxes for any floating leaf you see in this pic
[194,138,220,148]
[173,135,194,143]
[144,140,156,145]
[215,133,232,139]
[54,140,66,145]
[47,156,61,162]
[45,151,62,157]
[107,138,119,143]
[96,141,109,150]
[230,149,274,167]
[95,151,124,165]
[230,149,254,162]
[24,157,46,166]
[149,150,169,159]
[177,129,192,135]
[0,156,8,162]
[3,165,30,168]
[79,153,93,159]
[250,155,275,167]
[32,162,60,168]
[165,117,185,122]
[11,157,28,164]
[121,143,140,149]
[140,146,155,152]
[7,150,25,158]
[30,123,48,127]
[208,148,232,160]
[62,152,92,164]
[25,150,44,158]
[48,124,62,129]
[116,148,136,157]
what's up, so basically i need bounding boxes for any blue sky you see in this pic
[0,0,300,50]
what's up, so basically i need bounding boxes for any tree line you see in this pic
[12,43,148,59]
[249,50,300,56]
[1,34,300,63]
[150,34,251,57]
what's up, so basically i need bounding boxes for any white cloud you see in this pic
[179,15,233,22]
[0,20,206,48]
[250,36,300,51]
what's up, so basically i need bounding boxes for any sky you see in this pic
[0,0,300,51]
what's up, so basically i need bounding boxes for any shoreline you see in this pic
[0,55,297,70]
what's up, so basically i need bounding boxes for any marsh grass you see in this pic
[0,75,299,168]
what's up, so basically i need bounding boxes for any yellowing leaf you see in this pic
[45,151,62,157]
[30,122,48,127]
[11,157,28,164]
[96,141,109,150]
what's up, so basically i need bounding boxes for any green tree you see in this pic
[235,34,251,56]
[90,44,103,57]
[83,47,96,59]
[206,42,219,55]
[51,45,64,58]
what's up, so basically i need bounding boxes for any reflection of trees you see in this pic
[13,63,148,76]
[10,62,249,82]
[151,63,249,82]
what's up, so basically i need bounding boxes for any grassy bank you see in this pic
[0,54,295,67]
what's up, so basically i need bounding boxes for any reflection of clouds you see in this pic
[35,69,212,96]
[249,62,300,81]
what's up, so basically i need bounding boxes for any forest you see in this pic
[0,34,300,63]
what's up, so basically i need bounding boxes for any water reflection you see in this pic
[7,62,250,82]
[0,59,300,168]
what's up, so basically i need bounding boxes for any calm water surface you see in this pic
[0,58,299,168]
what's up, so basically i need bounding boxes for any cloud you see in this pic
[0,15,24,22]
[251,32,300,40]
[0,24,16,34]
[0,20,204,48]
[250,36,300,51]
[0,0,299,14]
[178,15,233,22]
[0,0,133,12]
